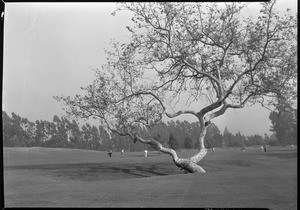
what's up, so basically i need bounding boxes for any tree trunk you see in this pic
[174,156,206,173]
[133,123,208,173]
[181,124,208,173]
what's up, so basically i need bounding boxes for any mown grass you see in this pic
[3,146,297,209]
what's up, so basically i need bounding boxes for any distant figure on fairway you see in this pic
[263,145,267,152]
[108,150,112,157]
[144,150,148,157]
[212,147,215,153]
[121,149,124,157]
[291,145,295,151]
[241,147,246,152]
[261,146,264,152]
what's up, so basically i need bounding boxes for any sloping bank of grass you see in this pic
[3,146,297,209]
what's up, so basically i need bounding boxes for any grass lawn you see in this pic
[3,146,297,209]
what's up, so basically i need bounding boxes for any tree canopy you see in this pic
[56,1,296,133]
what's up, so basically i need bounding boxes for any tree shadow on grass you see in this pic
[4,162,182,182]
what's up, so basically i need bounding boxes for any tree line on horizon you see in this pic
[2,109,295,151]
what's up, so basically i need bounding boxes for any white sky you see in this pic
[2,1,297,136]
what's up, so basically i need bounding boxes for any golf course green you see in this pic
[3,146,297,208]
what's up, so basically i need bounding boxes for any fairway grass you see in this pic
[3,146,297,209]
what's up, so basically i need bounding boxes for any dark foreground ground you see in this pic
[3,146,297,209]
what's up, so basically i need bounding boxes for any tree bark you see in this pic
[133,128,207,173]
[187,120,208,173]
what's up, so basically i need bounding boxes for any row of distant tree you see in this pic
[2,108,296,152]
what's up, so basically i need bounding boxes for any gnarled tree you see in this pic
[55,1,297,173]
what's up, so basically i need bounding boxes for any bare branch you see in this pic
[165,110,198,118]
[204,101,244,121]
[183,61,222,98]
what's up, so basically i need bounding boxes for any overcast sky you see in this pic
[2,1,297,136]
